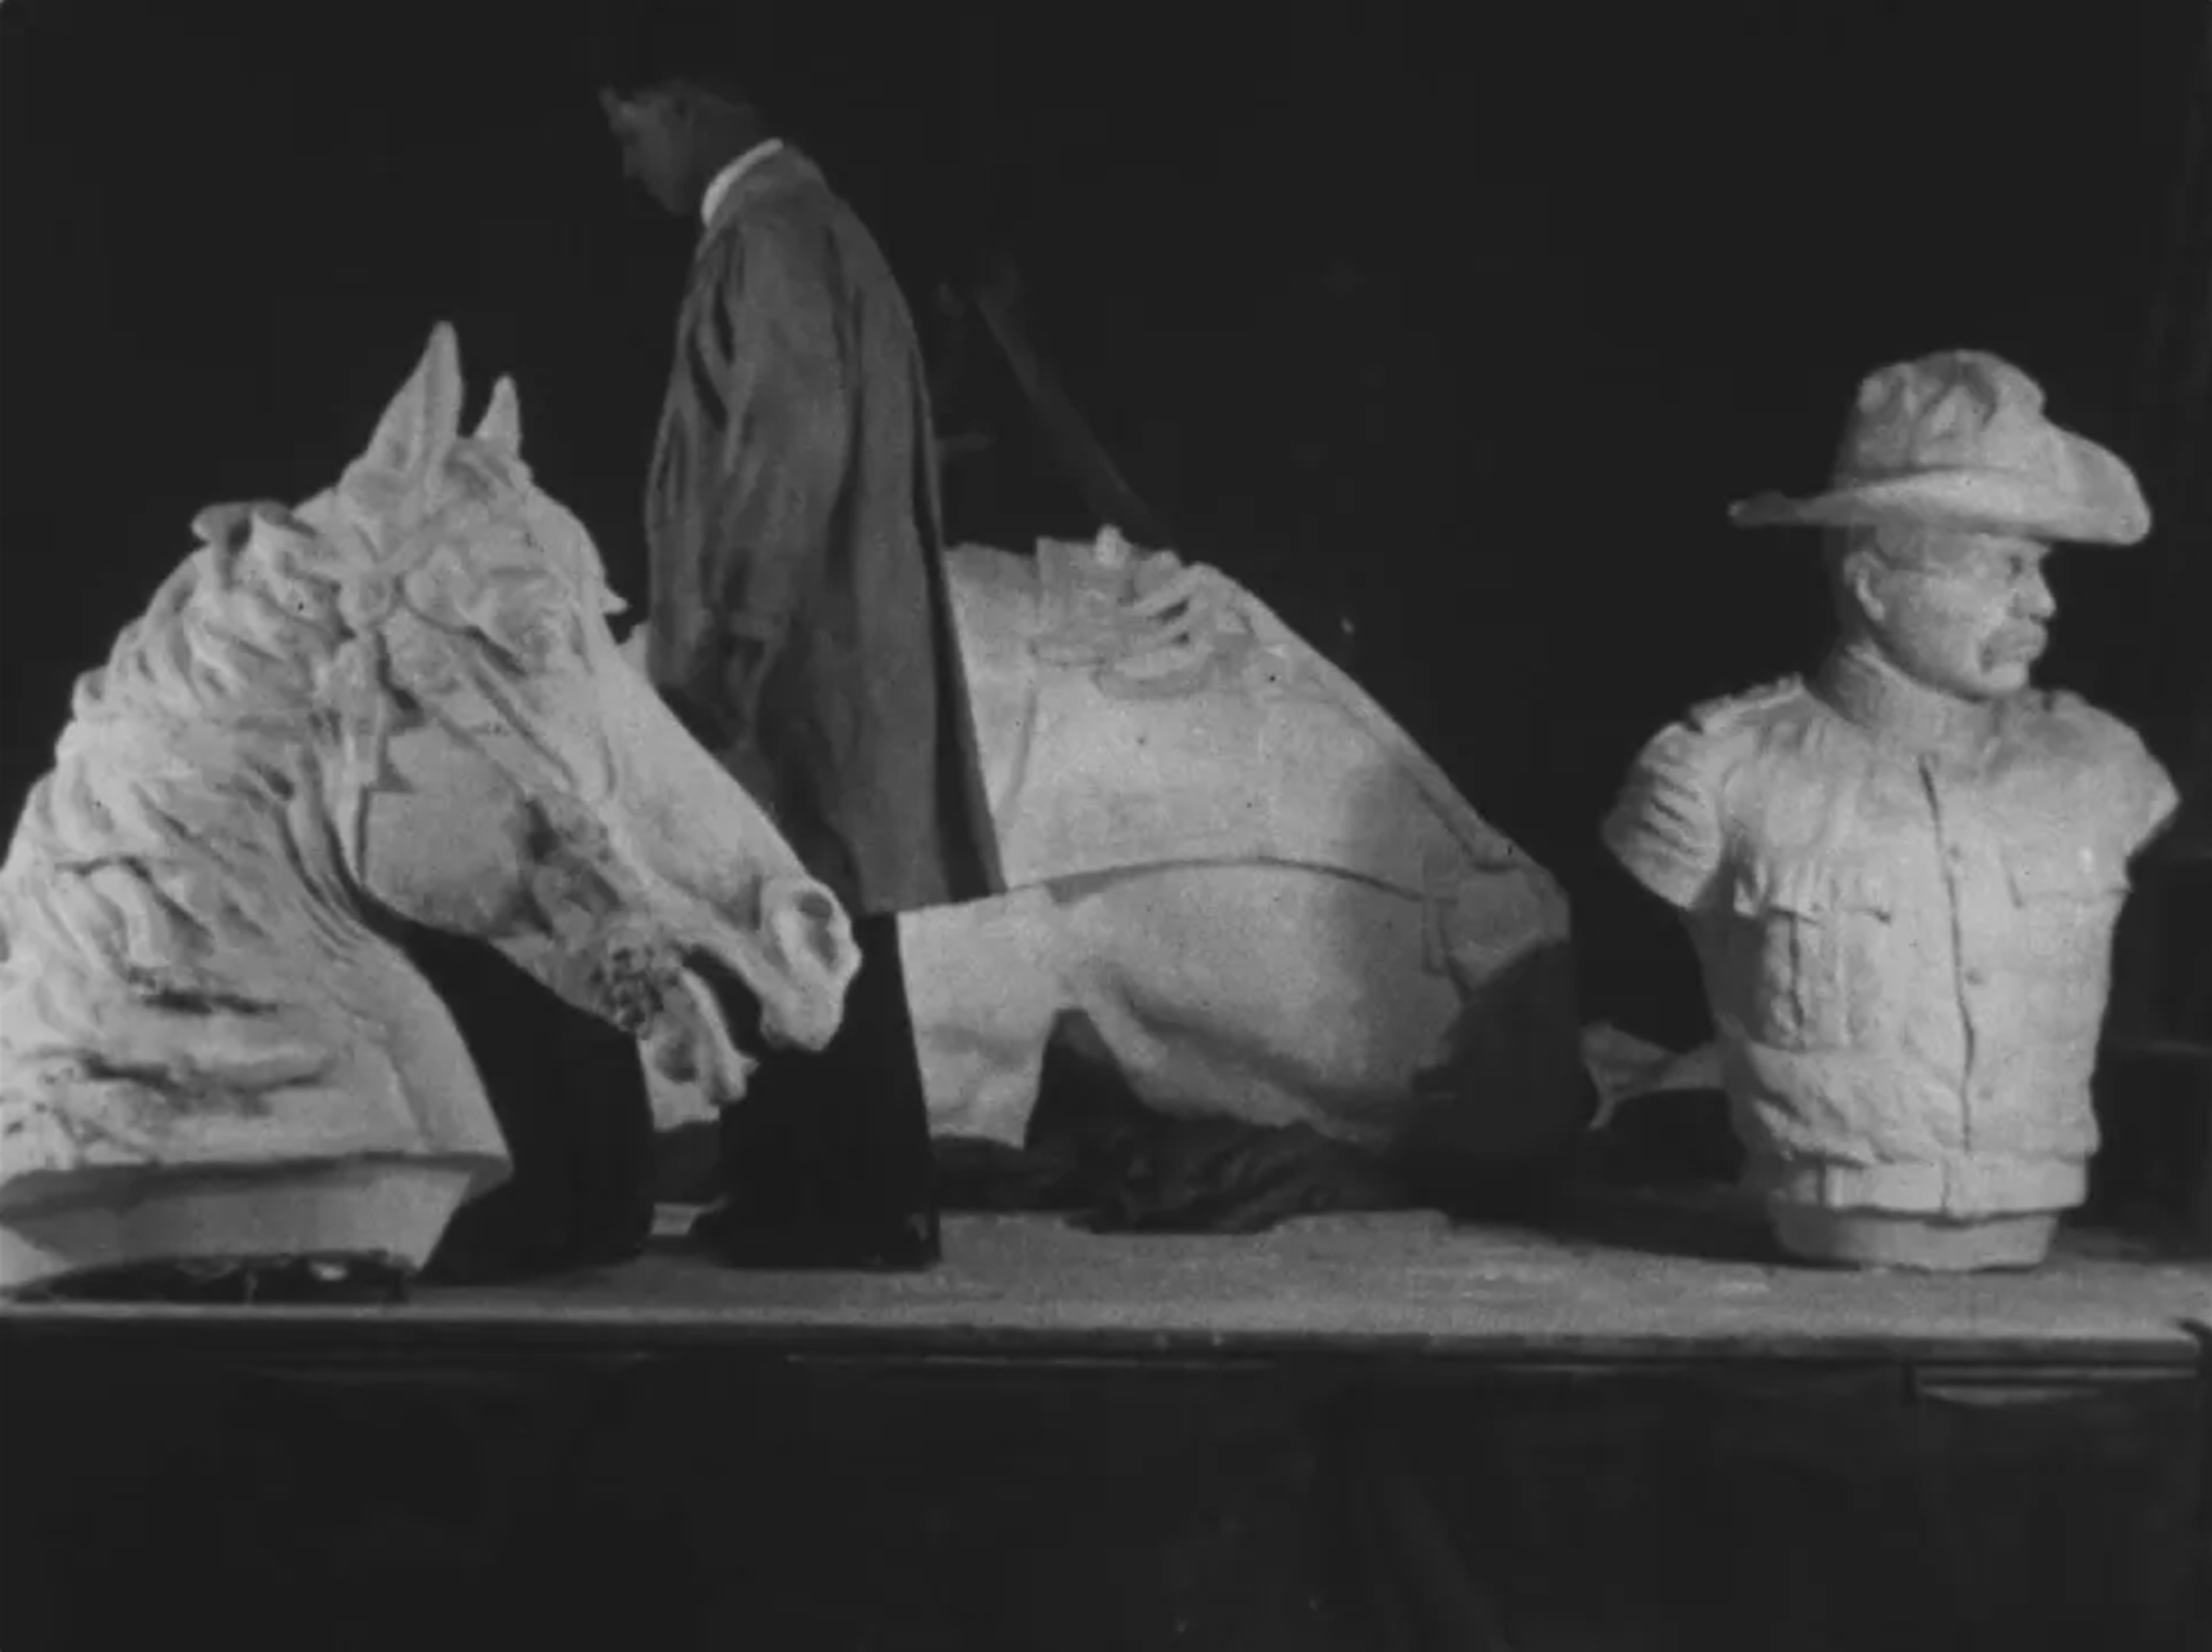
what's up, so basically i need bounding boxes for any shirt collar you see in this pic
[1815,643,2010,762]
[699,138,787,231]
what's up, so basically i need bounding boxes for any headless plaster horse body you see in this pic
[648,529,1588,1175]
[0,325,858,1291]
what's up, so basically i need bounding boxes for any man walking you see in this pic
[603,47,1001,1270]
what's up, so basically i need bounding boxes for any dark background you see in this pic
[1,13,2210,1649]
[3,0,2205,1047]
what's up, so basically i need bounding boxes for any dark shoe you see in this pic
[688,1201,942,1272]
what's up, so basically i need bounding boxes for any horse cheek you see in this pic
[355,728,533,937]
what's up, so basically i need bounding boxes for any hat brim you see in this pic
[1729,431,2151,545]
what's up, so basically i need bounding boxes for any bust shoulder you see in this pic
[1673,677,1825,770]
[2010,689,2156,770]
[1686,675,1809,734]
[1627,676,1818,787]
[1605,677,1823,912]
[2001,689,2179,855]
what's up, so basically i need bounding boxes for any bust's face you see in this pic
[1857,529,2058,702]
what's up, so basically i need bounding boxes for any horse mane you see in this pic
[0,429,606,1165]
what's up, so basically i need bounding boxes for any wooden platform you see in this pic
[4,1209,2208,1651]
[6,1208,2207,1370]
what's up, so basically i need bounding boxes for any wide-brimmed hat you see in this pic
[1728,350,2150,544]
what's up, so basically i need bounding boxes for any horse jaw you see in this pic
[638,965,753,1101]
[346,626,857,1121]
[352,728,789,1125]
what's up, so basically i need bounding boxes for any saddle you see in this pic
[1027,528,1259,701]
[971,528,1544,914]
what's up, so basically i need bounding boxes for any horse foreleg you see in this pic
[899,886,1069,1147]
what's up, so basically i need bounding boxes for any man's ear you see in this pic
[1846,552,1889,628]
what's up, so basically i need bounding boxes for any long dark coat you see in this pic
[643,146,1002,915]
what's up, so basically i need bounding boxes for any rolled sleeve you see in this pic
[2047,695,2186,864]
[2130,749,2183,861]
[1603,721,1733,914]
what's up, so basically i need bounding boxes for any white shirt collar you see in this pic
[699,138,787,230]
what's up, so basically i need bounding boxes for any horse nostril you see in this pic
[797,889,837,927]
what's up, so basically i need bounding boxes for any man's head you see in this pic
[1827,521,2058,702]
[1728,349,2150,703]
[600,75,768,218]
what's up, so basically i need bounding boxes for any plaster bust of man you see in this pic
[1604,351,2180,1270]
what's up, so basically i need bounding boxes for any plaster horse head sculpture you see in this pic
[0,324,859,1291]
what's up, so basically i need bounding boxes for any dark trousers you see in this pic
[696,911,941,1267]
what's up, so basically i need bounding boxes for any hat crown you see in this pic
[1837,350,2066,487]
[1727,348,2150,545]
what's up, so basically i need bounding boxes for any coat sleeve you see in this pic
[653,218,852,761]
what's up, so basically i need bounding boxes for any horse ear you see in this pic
[351,323,465,489]
[475,376,523,454]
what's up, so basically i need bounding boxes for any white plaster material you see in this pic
[647,526,1588,1169]
[1606,351,2177,1270]
[0,324,857,1289]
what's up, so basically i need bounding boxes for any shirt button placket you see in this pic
[1923,759,1980,1150]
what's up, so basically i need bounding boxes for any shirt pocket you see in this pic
[2003,843,2130,908]
[1729,858,1896,1051]
[2003,843,2131,1011]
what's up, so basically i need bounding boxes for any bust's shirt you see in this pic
[1602,649,2178,1217]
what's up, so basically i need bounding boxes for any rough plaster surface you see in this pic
[908,531,1582,1158]
[1609,666,2175,1257]
[1612,353,2181,1270]
[633,528,1587,1163]
[0,324,855,1287]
